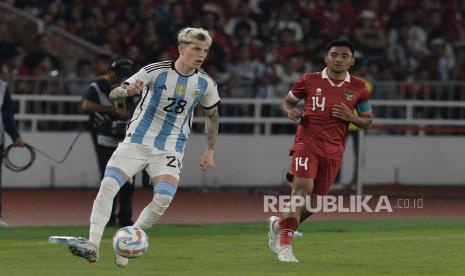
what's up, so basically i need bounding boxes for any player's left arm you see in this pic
[332,102,373,129]
[332,81,373,129]
[200,105,219,172]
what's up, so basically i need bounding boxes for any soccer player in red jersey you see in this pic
[268,40,374,262]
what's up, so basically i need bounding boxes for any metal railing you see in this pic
[7,75,93,95]
[11,94,465,134]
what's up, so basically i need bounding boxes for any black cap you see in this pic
[109,57,134,79]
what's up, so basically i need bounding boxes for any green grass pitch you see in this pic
[0,219,464,275]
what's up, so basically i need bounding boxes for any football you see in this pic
[112,226,149,258]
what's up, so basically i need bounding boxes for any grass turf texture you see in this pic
[0,219,464,275]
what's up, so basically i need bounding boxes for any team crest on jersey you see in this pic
[316,88,322,95]
[344,89,354,100]
[193,87,200,97]
[175,84,186,95]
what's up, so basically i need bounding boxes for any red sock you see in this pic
[279,217,298,246]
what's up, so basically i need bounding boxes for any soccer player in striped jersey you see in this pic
[69,27,220,266]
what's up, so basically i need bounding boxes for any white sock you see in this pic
[89,177,120,247]
[134,181,176,230]
[134,193,173,230]
[272,219,280,233]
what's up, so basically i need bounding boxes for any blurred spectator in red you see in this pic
[352,10,387,62]
[387,25,419,78]
[276,28,300,62]
[200,10,233,68]
[426,9,448,44]
[68,59,94,95]
[0,42,29,94]
[300,17,319,41]
[79,13,102,45]
[94,54,112,77]
[231,20,262,60]
[137,18,166,61]
[227,45,267,98]
[0,43,24,78]
[225,0,258,37]
[422,38,455,80]
[125,45,145,70]
[7,0,465,87]
[116,20,133,49]
[305,0,356,37]
[158,1,190,42]
[400,69,432,100]
[452,46,465,80]
[25,53,56,94]
[32,34,62,74]
[397,10,429,61]
[103,28,123,54]
[273,54,301,98]
[270,2,303,42]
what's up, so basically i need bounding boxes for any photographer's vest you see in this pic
[0,80,7,145]
[89,82,124,147]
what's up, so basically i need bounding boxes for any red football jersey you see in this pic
[290,68,370,160]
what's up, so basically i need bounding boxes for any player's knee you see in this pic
[97,167,127,199]
[152,181,177,206]
[103,166,128,189]
[97,178,120,200]
[293,177,313,194]
[293,182,310,196]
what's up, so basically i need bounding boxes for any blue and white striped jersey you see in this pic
[122,60,220,153]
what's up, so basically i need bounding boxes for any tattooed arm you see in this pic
[199,106,219,172]
[109,80,144,99]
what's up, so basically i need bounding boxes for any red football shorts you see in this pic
[289,149,341,195]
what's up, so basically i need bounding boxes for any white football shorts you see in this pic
[107,143,184,180]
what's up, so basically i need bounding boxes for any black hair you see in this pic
[96,54,112,64]
[326,39,355,55]
[0,42,21,64]
[27,53,50,69]
[234,20,252,34]
[196,33,206,41]
[34,33,48,44]
[77,58,92,68]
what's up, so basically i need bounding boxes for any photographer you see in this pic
[0,79,24,227]
[82,57,136,227]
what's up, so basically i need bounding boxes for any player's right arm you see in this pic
[282,74,307,122]
[109,80,144,99]
[282,93,302,122]
[82,84,128,118]
[109,67,150,99]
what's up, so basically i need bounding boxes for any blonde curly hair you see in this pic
[177,27,212,47]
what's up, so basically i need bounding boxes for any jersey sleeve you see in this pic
[122,67,151,87]
[356,82,372,114]
[200,79,221,109]
[290,74,308,99]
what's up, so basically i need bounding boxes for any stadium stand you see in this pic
[1,0,465,97]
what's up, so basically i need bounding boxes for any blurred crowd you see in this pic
[2,0,465,99]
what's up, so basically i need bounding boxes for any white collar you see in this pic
[322,67,351,87]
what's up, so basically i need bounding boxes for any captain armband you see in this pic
[356,102,372,113]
